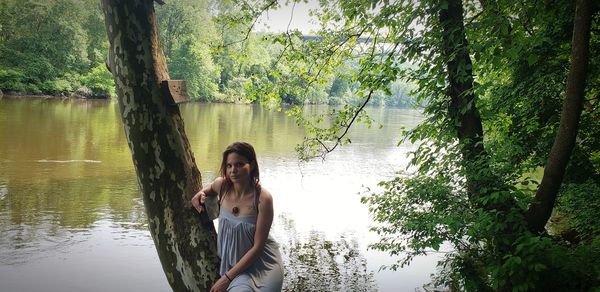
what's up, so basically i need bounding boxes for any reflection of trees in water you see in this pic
[0,176,146,229]
[0,176,148,264]
[277,214,377,292]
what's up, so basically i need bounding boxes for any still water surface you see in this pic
[0,98,438,291]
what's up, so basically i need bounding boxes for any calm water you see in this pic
[0,98,438,291]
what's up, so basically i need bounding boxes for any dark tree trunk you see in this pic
[438,0,491,203]
[100,0,220,290]
[525,0,593,234]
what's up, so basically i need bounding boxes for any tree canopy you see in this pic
[0,0,113,97]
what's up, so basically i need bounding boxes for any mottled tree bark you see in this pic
[525,0,593,234]
[100,0,219,290]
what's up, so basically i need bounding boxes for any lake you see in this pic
[0,98,439,291]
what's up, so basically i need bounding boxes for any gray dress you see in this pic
[218,207,283,292]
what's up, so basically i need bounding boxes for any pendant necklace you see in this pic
[231,193,241,216]
[230,188,250,216]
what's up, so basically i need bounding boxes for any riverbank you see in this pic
[0,93,247,104]
[0,92,276,105]
[0,91,424,111]
[0,87,111,100]
[1,92,71,100]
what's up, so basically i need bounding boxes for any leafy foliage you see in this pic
[236,0,600,290]
[0,0,113,97]
[78,63,115,97]
[155,0,220,101]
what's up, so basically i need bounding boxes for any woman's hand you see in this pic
[191,191,206,214]
[209,275,230,292]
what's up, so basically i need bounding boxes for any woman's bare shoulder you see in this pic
[211,177,225,193]
[259,187,273,204]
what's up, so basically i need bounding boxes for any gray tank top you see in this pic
[217,192,283,291]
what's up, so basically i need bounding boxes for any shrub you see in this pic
[79,63,115,98]
[0,68,27,92]
[39,78,73,95]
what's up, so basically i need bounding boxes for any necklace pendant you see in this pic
[232,206,240,216]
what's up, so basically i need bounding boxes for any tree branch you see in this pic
[219,0,277,48]
[306,90,375,160]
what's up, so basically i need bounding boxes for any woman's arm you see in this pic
[191,177,224,214]
[225,189,275,280]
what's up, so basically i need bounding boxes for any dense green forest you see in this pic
[0,0,112,98]
[0,0,415,106]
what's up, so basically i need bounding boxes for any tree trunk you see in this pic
[438,0,492,203]
[100,0,220,290]
[525,0,593,234]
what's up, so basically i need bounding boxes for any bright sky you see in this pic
[254,1,321,34]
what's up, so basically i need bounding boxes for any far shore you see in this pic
[0,91,421,109]
[0,92,264,105]
[0,93,242,104]
[0,91,111,100]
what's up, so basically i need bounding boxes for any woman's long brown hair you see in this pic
[219,142,261,202]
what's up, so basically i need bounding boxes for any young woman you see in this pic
[191,142,283,292]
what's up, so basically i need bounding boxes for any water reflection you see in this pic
[0,176,143,228]
[277,214,377,292]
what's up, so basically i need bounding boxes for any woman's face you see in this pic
[226,152,252,183]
